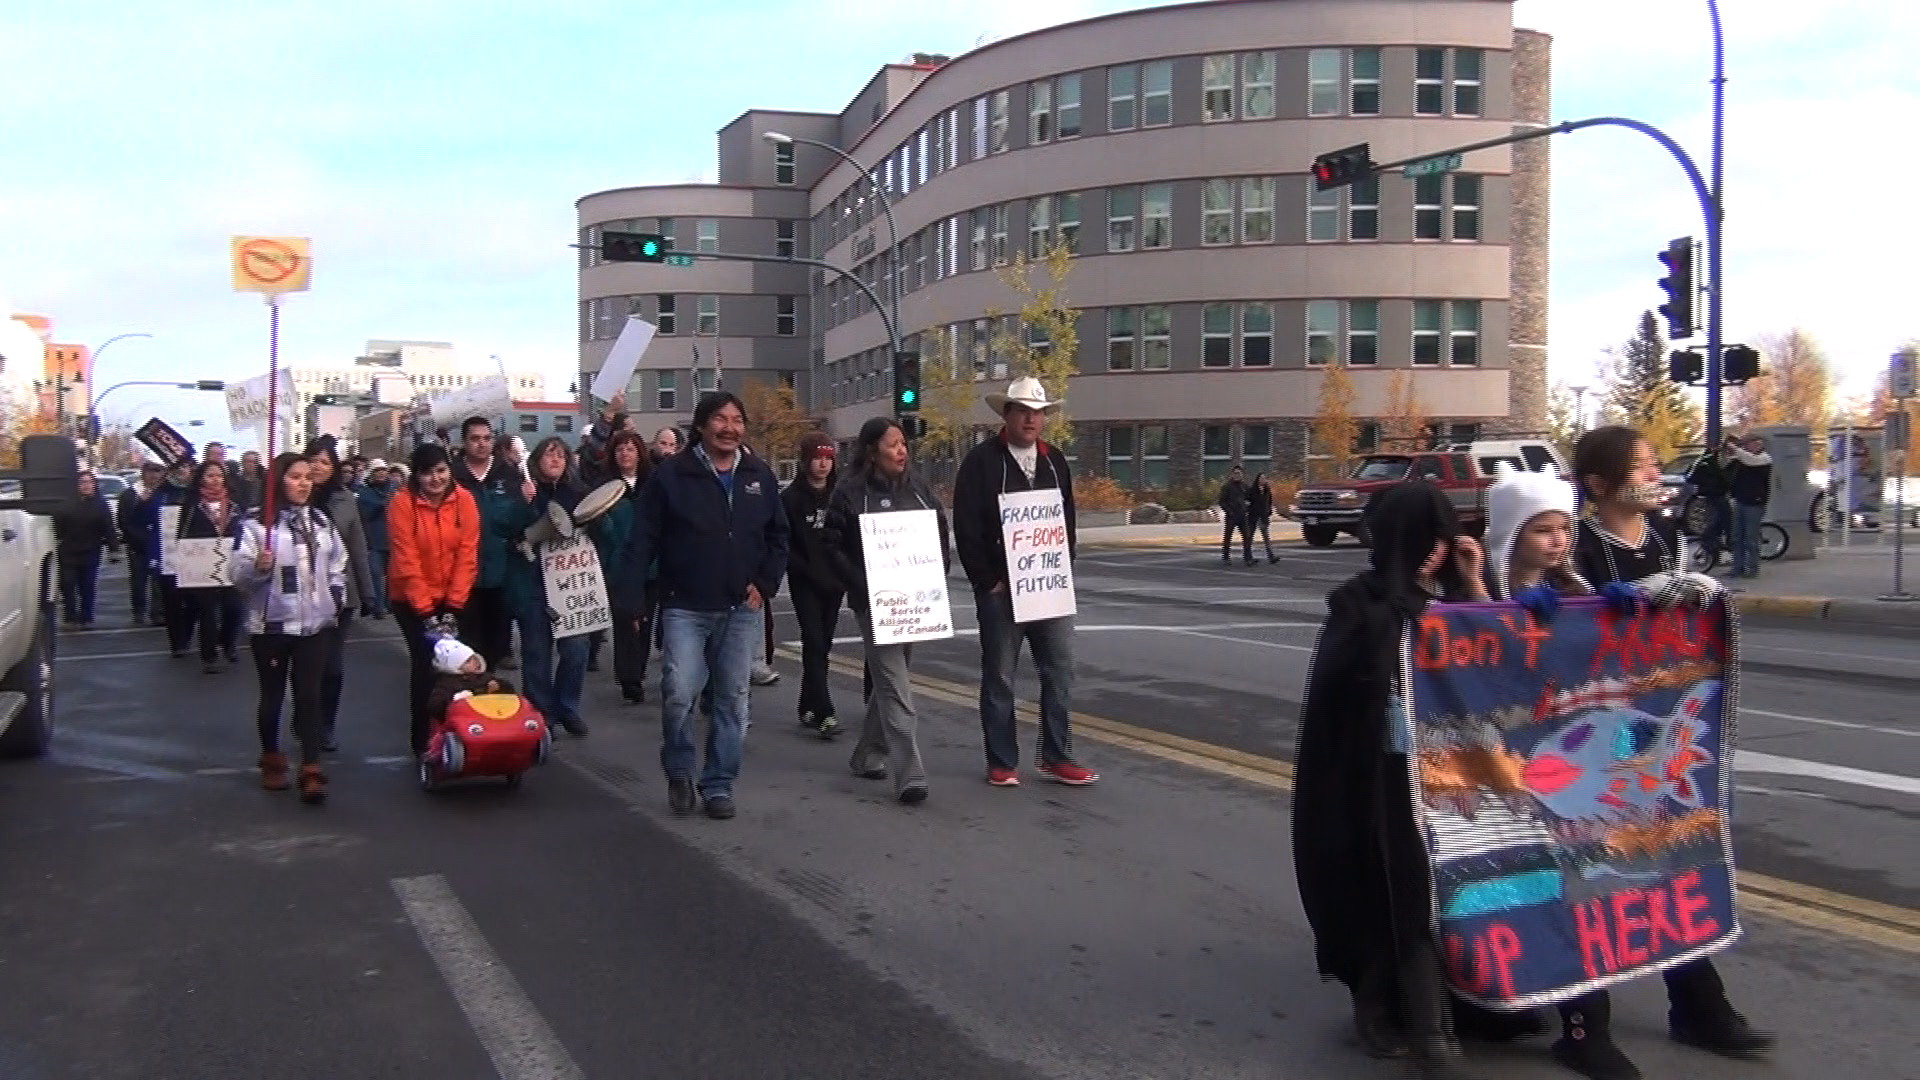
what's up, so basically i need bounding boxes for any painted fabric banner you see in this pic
[1404,596,1741,1011]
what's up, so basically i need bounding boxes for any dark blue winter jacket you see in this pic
[619,446,789,614]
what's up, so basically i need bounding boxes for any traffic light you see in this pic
[892,351,921,414]
[1668,349,1702,385]
[1656,236,1698,340]
[1724,344,1761,384]
[899,414,927,440]
[1311,143,1374,192]
[602,231,667,263]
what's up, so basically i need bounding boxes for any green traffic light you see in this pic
[642,240,659,256]
[900,389,917,405]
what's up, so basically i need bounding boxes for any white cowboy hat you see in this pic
[984,376,1063,414]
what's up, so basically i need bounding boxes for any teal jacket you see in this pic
[498,477,618,620]
[587,478,655,617]
[453,454,526,590]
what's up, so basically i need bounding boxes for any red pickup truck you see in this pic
[1285,440,1564,548]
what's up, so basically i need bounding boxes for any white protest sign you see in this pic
[159,505,182,575]
[541,532,611,638]
[859,509,953,645]
[225,372,300,430]
[174,537,234,589]
[999,489,1076,623]
[430,374,515,427]
[591,317,657,404]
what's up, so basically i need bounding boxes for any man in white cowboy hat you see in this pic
[952,376,1097,787]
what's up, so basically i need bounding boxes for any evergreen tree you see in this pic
[1604,310,1700,462]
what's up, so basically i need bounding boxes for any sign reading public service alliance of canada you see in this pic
[230,236,313,294]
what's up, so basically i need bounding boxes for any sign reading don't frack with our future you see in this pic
[999,489,1075,623]
[541,532,611,638]
[859,509,953,646]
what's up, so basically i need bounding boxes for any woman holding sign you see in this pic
[498,437,599,738]
[176,459,247,674]
[824,417,951,805]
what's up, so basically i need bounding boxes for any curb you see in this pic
[1081,525,1306,551]
[1735,593,1920,627]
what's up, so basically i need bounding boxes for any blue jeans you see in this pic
[973,585,1076,771]
[59,552,101,623]
[516,601,589,730]
[367,549,389,613]
[1730,502,1767,576]
[659,605,758,798]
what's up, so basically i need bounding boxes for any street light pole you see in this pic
[1704,0,1727,449]
[762,131,902,368]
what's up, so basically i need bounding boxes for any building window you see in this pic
[776,219,796,258]
[1057,73,1082,138]
[1141,305,1171,370]
[1141,183,1172,249]
[1452,175,1482,240]
[1242,51,1275,119]
[1107,186,1137,252]
[654,218,675,249]
[1307,300,1339,366]
[1242,302,1273,367]
[1353,421,1381,453]
[1416,48,1446,115]
[1414,175,1445,240]
[697,295,719,336]
[1348,300,1379,366]
[1350,47,1381,115]
[776,295,797,336]
[1201,178,1235,246]
[971,209,989,270]
[1202,303,1234,367]
[1309,48,1341,116]
[1057,192,1081,254]
[1107,426,1136,487]
[657,372,677,412]
[1107,307,1137,371]
[696,219,718,253]
[695,368,717,394]
[1030,79,1052,143]
[1413,300,1444,365]
[1242,424,1272,474]
[1141,424,1170,489]
[1108,64,1137,130]
[554,414,575,434]
[1349,176,1379,241]
[990,204,1009,265]
[1240,177,1275,243]
[1309,185,1340,242]
[973,95,989,158]
[1203,425,1233,482]
[1202,54,1235,122]
[1446,422,1481,445]
[1454,49,1483,116]
[1027,196,1053,259]
[916,129,929,186]
[519,414,540,433]
[1142,60,1173,126]
[774,141,795,185]
[989,89,1010,153]
[1450,300,1481,365]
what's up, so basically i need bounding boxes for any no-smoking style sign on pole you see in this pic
[230,235,313,294]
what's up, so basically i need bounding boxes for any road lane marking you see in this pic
[793,649,1920,955]
[392,874,586,1080]
[1737,751,1920,796]
[1742,707,1916,738]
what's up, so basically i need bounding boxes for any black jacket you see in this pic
[1219,478,1250,520]
[1248,481,1273,521]
[115,487,150,548]
[951,434,1075,593]
[1729,458,1772,507]
[823,466,951,609]
[618,446,789,614]
[55,494,117,560]
[782,473,843,594]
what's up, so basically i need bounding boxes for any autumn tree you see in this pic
[1728,328,1835,437]
[1309,360,1358,482]
[1380,370,1432,450]
[913,321,978,461]
[739,378,813,468]
[1604,310,1700,462]
[0,390,60,470]
[1545,383,1584,462]
[987,240,1079,447]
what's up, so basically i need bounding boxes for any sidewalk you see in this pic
[1077,522,1920,627]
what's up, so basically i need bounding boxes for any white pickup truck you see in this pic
[0,434,78,757]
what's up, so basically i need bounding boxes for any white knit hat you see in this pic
[432,637,479,675]
[1486,463,1579,600]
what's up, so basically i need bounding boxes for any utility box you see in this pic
[1757,426,1816,561]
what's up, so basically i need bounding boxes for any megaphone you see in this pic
[516,501,577,561]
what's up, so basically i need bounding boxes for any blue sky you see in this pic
[2,0,1912,448]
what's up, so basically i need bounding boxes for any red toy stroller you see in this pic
[420,691,553,792]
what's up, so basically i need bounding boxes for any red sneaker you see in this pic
[1039,762,1098,786]
[986,768,1020,787]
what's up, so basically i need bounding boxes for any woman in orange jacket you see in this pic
[386,443,482,757]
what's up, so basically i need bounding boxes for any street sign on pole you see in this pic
[665,254,695,267]
[1890,350,1916,399]
[1401,152,1464,178]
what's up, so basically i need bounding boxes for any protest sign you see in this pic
[134,418,193,468]
[174,538,234,589]
[1404,597,1740,1010]
[224,372,300,431]
[999,489,1075,623]
[158,506,182,576]
[859,509,953,645]
[541,532,610,638]
[591,317,657,404]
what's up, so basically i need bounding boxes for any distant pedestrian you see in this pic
[388,442,482,758]
[1218,464,1253,565]
[782,431,844,737]
[176,460,246,673]
[1248,472,1279,564]
[118,462,166,624]
[306,436,377,753]
[619,391,789,820]
[499,436,595,738]
[450,416,523,670]
[146,458,197,655]
[951,377,1096,787]
[1725,434,1773,579]
[54,469,117,628]
[357,461,394,616]
[591,429,654,704]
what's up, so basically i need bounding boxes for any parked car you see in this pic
[0,436,80,758]
[1285,439,1567,547]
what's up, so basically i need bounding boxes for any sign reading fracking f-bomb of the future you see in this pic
[999,489,1075,623]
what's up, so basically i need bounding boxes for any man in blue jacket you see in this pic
[621,391,789,820]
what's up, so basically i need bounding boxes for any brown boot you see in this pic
[259,751,290,791]
[298,764,328,805]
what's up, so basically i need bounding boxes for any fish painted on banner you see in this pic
[1519,681,1717,823]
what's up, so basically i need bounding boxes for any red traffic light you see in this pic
[1311,143,1373,192]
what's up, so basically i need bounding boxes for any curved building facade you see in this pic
[577,0,1549,487]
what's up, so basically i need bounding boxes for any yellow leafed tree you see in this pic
[1728,328,1834,434]
[914,321,978,460]
[1310,361,1358,482]
[1381,370,1432,450]
[739,379,813,466]
[0,396,61,470]
[987,241,1079,447]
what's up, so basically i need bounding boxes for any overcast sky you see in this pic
[2,0,1911,446]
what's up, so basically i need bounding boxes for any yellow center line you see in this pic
[790,646,1920,955]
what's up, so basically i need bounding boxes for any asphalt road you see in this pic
[1,556,1913,1079]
